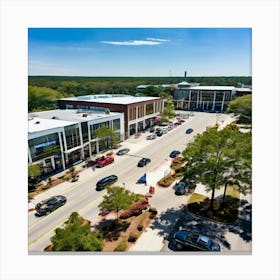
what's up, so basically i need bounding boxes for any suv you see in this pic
[173,230,221,251]
[137,157,151,167]
[96,175,118,191]
[96,156,114,168]
[35,195,67,216]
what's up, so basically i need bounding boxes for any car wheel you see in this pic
[176,243,183,250]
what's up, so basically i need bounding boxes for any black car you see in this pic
[86,157,100,167]
[174,182,186,195]
[149,127,155,133]
[35,195,67,216]
[116,148,130,156]
[186,128,194,134]
[137,157,151,167]
[155,130,163,137]
[96,175,118,191]
[169,150,181,158]
[173,230,221,251]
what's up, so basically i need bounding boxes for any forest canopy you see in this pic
[28,76,252,112]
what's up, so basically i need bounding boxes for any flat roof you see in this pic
[29,109,122,122]
[189,86,236,91]
[60,94,160,105]
[235,88,252,92]
[28,117,76,134]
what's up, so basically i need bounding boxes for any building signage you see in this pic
[35,140,56,149]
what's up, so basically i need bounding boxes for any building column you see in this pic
[58,131,66,170]
[221,91,226,112]
[51,156,55,170]
[212,91,217,111]
[96,140,99,153]
[78,123,85,159]
[196,91,200,108]
[28,146,32,164]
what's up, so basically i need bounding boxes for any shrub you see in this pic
[128,232,138,243]
[57,175,65,179]
[106,151,114,156]
[137,223,143,231]
[114,239,127,251]
[148,207,158,214]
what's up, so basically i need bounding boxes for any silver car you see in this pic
[146,134,156,140]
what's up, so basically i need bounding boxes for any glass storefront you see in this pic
[64,124,81,150]
[29,133,61,162]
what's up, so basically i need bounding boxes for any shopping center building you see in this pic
[57,94,164,138]
[173,86,237,112]
[28,109,124,175]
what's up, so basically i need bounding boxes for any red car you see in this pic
[96,156,114,168]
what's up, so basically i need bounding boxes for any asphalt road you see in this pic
[28,112,220,251]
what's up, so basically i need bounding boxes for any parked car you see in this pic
[137,157,151,167]
[155,130,163,137]
[186,128,194,134]
[149,127,155,133]
[96,156,114,167]
[35,195,67,216]
[146,134,156,140]
[85,157,100,167]
[156,127,162,132]
[162,128,168,134]
[159,122,168,127]
[96,175,118,191]
[116,148,130,156]
[174,121,182,126]
[169,150,180,158]
[174,182,186,195]
[173,230,221,251]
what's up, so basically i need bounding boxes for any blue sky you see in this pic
[28,28,251,77]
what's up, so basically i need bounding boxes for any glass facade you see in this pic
[65,124,81,150]
[29,133,61,162]
[89,121,109,139]
[81,121,89,143]
[112,119,120,131]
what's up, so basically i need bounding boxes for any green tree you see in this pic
[28,164,41,191]
[226,95,252,124]
[182,126,252,210]
[28,164,41,177]
[160,100,175,122]
[50,212,103,251]
[98,186,137,219]
[28,85,64,112]
[95,126,119,149]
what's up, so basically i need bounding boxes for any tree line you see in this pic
[28,76,252,112]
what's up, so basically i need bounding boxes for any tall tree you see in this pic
[226,94,252,124]
[95,126,119,149]
[50,212,103,251]
[98,186,137,219]
[160,100,175,122]
[182,126,252,210]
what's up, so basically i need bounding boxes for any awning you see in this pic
[153,116,162,120]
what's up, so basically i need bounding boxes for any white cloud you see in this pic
[100,40,161,46]
[146,37,170,42]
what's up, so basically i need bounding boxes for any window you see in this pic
[81,122,89,143]
[112,119,120,131]
[146,103,154,115]
[29,133,61,162]
[64,124,81,150]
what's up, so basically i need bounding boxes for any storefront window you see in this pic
[81,122,89,143]
[64,124,81,150]
[29,133,61,162]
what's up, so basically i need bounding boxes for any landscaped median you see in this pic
[157,156,185,187]
[187,185,240,223]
